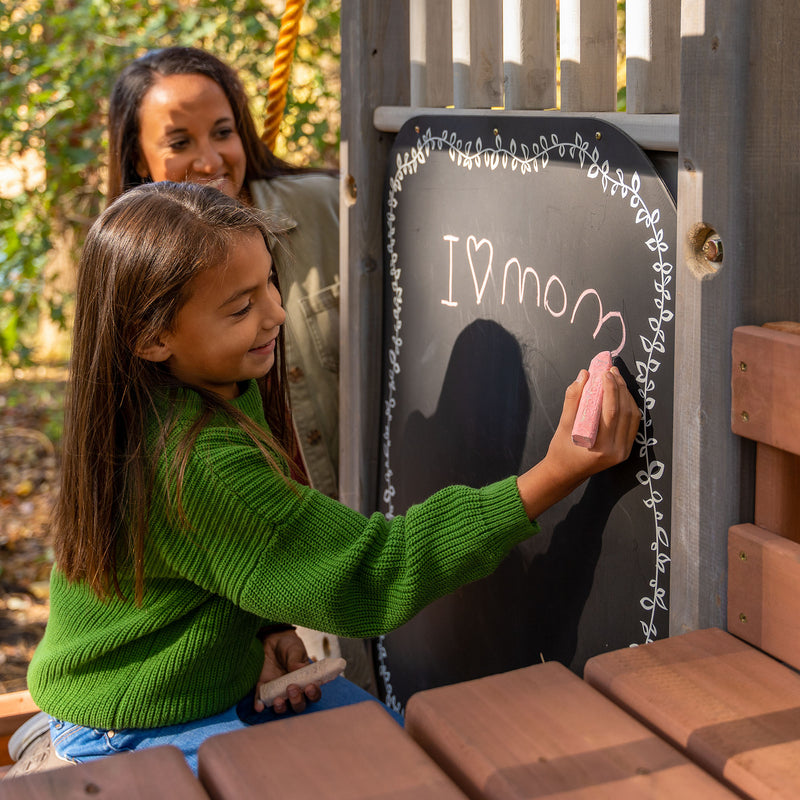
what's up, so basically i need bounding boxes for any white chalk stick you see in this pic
[258,657,347,707]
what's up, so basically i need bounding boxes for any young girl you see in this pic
[28,182,639,774]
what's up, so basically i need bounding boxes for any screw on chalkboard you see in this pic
[572,351,613,448]
[740,411,750,422]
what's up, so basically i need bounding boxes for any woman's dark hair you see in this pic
[56,181,295,602]
[107,46,312,202]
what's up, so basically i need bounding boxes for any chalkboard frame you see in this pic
[376,115,676,713]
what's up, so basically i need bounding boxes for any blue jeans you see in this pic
[50,677,403,775]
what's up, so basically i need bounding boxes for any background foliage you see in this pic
[0,0,341,365]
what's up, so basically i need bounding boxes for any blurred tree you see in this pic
[0,0,341,365]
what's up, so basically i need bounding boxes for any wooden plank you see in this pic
[0,746,207,799]
[453,0,503,108]
[503,0,557,110]
[197,702,467,799]
[585,627,800,798]
[731,325,800,456]
[0,692,40,766]
[728,523,800,670]
[755,443,800,542]
[626,0,681,113]
[406,661,737,798]
[559,0,617,111]
[670,1,800,639]
[373,106,680,150]
[340,0,409,516]
[410,0,453,107]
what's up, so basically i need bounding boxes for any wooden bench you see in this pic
[0,745,207,799]
[582,323,800,799]
[404,660,736,798]
[0,692,40,777]
[197,700,467,799]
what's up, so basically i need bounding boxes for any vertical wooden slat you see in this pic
[502,0,557,109]
[410,0,453,107]
[670,0,800,636]
[452,0,503,108]
[626,0,681,113]
[559,0,617,111]
[340,0,410,515]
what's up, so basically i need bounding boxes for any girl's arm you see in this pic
[516,366,640,520]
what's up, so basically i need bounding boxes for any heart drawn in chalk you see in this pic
[467,235,493,304]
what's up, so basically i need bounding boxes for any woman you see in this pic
[108,46,340,501]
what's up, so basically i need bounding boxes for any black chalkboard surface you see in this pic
[375,115,677,714]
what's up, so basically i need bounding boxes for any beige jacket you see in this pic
[251,174,340,498]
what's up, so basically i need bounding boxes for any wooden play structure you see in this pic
[4,1,800,796]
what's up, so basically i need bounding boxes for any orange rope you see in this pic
[262,0,306,151]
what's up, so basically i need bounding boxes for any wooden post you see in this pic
[503,0,557,110]
[626,0,681,113]
[410,0,453,107]
[671,0,800,635]
[452,0,503,108]
[559,0,617,111]
[340,0,410,515]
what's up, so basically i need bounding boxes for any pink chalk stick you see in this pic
[571,351,613,448]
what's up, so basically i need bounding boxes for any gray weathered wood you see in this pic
[560,0,617,111]
[452,0,503,108]
[626,0,681,113]
[503,0,557,109]
[671,0,800,636]
[340,0,410,516]
[410,0,453,107]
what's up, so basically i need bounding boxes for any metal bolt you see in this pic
[739,551,747,561]
[741,411,750,422]
[414,125,420,133]
[493,128,499,136]
[739,613,747,624]
[703,235,723,262]
[740,361,747,372]
[595,131,602,140]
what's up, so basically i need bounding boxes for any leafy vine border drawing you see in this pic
[377,125,673,714]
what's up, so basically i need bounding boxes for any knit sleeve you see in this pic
[148,426,538,639]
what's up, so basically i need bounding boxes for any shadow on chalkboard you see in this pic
[380,338,645,695]
[394,319,531,509]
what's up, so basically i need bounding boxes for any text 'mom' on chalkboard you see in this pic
[375,115,677,714]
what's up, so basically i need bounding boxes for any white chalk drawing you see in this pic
[377,127,673,712]
[440,234,627,356]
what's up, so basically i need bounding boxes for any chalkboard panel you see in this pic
[375,115,676,714]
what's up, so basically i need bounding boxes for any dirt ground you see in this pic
[0,368,65,694]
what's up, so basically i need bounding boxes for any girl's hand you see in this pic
[516,367,640,520]
[254,628,322,713]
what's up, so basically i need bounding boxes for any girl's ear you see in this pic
[136,338,172,363]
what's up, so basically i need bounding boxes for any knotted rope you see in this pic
[262,0,305,151]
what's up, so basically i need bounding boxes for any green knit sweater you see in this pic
[28,380,538,729]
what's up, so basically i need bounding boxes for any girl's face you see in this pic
[148,232,285,399]
[136,73,247,199]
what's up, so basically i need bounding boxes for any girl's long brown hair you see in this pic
[55,182,294,602]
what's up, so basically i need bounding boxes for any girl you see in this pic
[28,182,639,774]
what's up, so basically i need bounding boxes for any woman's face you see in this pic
[136,72,247,199]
